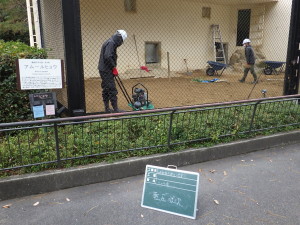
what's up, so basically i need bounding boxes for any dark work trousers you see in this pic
[241,64,258,81]
[99,70,118,110]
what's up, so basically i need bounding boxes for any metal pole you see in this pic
[62,0,86,116]
[133,34,141,68]
[167,52,170,81]
[167,111,175,151]
[284,0,300,95]
[249,101,262,133]
[54,123,61,168]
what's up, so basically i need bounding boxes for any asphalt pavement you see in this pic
[0,142,299,225]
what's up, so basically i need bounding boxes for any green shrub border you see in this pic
[0,40,47,123]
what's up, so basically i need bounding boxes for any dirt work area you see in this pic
[85,71,285,113]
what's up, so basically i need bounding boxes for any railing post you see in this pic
[54,123,61,168]
[167,111,175,151]
[249,101,262,133]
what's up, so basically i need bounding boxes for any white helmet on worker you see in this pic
[117,30,127,42]
[242,38,251,45]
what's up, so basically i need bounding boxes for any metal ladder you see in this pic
[211,24,226,64]
[26,0,42,48]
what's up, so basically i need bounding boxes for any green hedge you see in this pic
[0,40,47,123]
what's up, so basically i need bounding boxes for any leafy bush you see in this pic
[0,0,29,44]
[0,40,47,123]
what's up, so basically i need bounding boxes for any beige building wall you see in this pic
[80,0,234,78]
[263,0,292,61]
[80,0,291,79]
[218,1,291,61]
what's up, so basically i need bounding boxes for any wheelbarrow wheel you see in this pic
[206,68,215,76]
[263,66,273,75]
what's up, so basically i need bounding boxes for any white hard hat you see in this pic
[242,38,251,44]
[117,30,127,41]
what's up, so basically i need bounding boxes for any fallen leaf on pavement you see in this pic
[2,204,12,208]
[109,181,119,185]
[209,170,216,173]
[33,202,39,206]
[208,178,214,183]
[223,171,227,176]
[267,210,286,218]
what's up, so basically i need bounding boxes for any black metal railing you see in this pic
[1,95,299,172]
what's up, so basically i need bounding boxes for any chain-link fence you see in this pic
[40,0,295,114]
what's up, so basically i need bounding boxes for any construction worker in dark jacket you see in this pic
[98,30,127,113]
[239,38,258,84]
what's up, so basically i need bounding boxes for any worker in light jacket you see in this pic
[239,39,258,84]
[98,30,127,113]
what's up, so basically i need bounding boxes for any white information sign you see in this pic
[17,59,63,90]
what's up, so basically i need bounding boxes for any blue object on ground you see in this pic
[193,78,219,83]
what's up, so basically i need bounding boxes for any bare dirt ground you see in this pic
[84,71,285,113]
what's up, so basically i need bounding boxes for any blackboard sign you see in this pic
[141,165,200,219]
[29,92,57,118]
[29,92,57,107]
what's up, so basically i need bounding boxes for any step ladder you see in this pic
[211,24,226,64]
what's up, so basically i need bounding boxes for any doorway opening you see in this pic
[145,42,161,67]
[236,9,251,46]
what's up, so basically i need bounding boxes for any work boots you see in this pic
[104,100,113,113]
[111,98,125,113]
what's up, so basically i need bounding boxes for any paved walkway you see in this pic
[1,143,299,225]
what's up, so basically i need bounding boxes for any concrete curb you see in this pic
[1,130,299,201]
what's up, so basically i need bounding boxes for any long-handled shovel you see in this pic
[184,59,192,75]
[133,34,149,74]
[247,73,263,99]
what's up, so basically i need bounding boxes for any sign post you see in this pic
[141,165,200,219]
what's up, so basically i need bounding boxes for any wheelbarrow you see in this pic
[263,61,286,75]
[206,61,227,76]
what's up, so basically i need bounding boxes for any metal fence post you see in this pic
[167,111,175,151]
[249,101,262,133]
[62,0,86,116]
[284,0,300,95]
[54,123,61,168]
